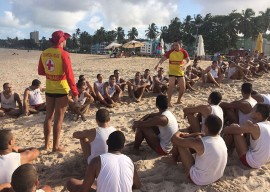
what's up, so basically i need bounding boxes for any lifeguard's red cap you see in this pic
[49,30,70,45]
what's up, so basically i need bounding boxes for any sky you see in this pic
[0,0,269,40]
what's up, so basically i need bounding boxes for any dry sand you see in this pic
[0,48,270,192]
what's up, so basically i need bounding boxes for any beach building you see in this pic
[30,31,39,44]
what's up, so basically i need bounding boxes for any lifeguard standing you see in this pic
[155,41,190,106]
[38,30,78,152]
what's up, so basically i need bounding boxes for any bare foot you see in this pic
[52,146,66,152]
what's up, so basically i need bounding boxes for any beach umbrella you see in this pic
[160,38,165,54]
[122,40,144,49]
[105,42,122,49]
[255,33,263,54]
[196,35,205,56]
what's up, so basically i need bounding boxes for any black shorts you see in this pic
[45,93,67,98]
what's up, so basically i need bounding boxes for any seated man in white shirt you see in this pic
[0,129,39,191]
[132,95,178,155]
[183,91,223,133]
[251,90,270,105]
[102,75,122,107]
[66,131,141,192]
[0,83,23,117]
[23,79,46,116]
[68,80,94,121]
[11,164,52,192]
[73,109,116,164]
[201,60,224,87]
[223,103,270,168]
[171,115,227,186]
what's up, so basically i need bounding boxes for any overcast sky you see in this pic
[0,0,269,40]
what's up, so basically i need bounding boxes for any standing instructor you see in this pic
[38,30,78,152]
[155,41,190,107]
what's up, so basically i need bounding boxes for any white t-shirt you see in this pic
[190,136,227,185]
[0,152,21,183]
[94,81,104,93]
[97,153,134,192]
[158,110,178,153]
[87,126,116,164]
[0,91,16,109]
[238,98,257,125]
[246,121,270,168]
[27,87,43,105]
[262,94,270,105]
[201,105,224,133]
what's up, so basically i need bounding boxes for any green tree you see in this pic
[93,27,107,44]
[238,8,255,40]
[127,27,138,40]
[115,27,125,43]
[167,17,182,43]
[79,31,92,52]
[145,23,160,40]
[106,30,117,42]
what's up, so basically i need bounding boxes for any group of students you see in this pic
[186,51,270,89]
[0,80,46,118]
[1,82,270,191]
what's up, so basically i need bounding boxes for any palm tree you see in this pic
[79,31,92,52]
[160,26,169,43]
[127,27,138,40]
[145,23,160,40]
[115,27,125,43]
[106,30,117,42]
[238,8,255,40]
[94,27,106,44]
[168,17,182,43]
[259,8,270,32]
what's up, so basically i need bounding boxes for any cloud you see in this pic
[193,0,270,16]
[0,11,29,28]
[88,16,103,30]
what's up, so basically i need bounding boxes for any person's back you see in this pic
[190,135,227,185]
[158,110,178,153]
[261,94,270,105]
[238,97,257,125]
[0,152,20,183]
[97,153,134,192]
[201,105,223,133]
[88,126,116,164]
[246,121,270,168]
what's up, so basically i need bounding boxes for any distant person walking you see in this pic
[155,41,190,106]
[38,30,78,152]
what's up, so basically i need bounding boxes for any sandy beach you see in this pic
[1,48,270,192]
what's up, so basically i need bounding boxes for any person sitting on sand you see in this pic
[94,74,112,108]
[114,70,126,91]
[102,75,122,107]
[127,72,147,102]
[251,90,270,105]
[141,69,153,92]
[0,129,39,188]
[201,60,224,87]
[220,83,257,126]
[217,55,228,74]
[73,109,116,164]
[78,75,96,100]
[0,83,23,117]
[223,103,270,168]
[66,131,141,192]
[185,65,199,91]
[68,80,94,121]
[23,79,46,116]
[183,91,223,133]
[191,59,203,77]
[11,164,52,192]
[171,115,227,186]
[227,60,253,81]
[132,95,178,155]
[152,67,169,94]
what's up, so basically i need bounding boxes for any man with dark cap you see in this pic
[66,131,141,192]
[38,30,78,152]
[11,164,52,192]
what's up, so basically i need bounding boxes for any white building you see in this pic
[30,31,39,43]
[140,41,152,55]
